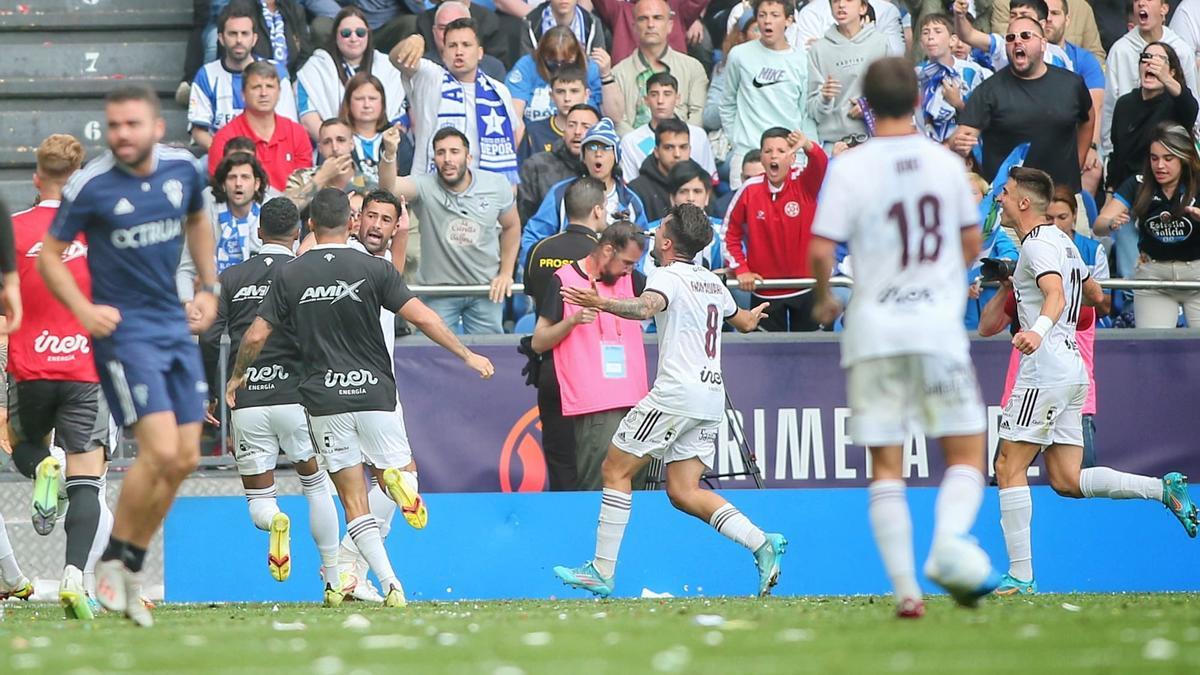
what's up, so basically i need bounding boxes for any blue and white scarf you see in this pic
[541,5,587,47]
[434,69,518,182]
[259,1,288,64]
[919,60,960,143]
[216,201,261,273]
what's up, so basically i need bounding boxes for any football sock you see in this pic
[999,486,1034,580]
[0,512,23,584]
[932,465,985,543]
[868,480,921,602]
[85,477,114,594]
[593,488,631,579]
[347,514,397,590]
[709,503,768,552]
[101,537,147,573]
[1079,467,1164,501]
[64,475,103,570]
[339,480,399,578]
[298,472,341,585]
[245,485,280,531]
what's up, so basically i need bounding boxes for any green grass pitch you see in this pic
[2,594,1198,674]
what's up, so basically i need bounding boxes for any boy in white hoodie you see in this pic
[806,0,892,148]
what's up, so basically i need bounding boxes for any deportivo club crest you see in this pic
[163,179,184,210]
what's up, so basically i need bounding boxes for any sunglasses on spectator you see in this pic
[1004,30,1040,42]
[1140,51,1169,63]
[340,27,368,38]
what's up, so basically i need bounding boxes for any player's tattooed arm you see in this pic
[227,318,274,406]
[599,292,667,321]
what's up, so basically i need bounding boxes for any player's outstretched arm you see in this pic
[1081,276,1110,313]
[184,209,219,334]
[561,280,666,320]
[399,299,496,379]
[226,317,274,407]
[727,303,770,333]
[37,236,118,338]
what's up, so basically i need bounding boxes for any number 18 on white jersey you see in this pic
[811,136,978,367]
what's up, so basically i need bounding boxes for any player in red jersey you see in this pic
[7,135,118,620]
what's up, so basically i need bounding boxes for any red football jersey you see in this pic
[8,201,98,383]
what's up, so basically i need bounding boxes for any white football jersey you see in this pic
[643,263,739,421]
[1012,225,1090,388]
[348,238,397,359]
[811,135,977,367]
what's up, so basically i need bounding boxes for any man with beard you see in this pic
[40,86,218,627]
[188,2,298,151]
[208,61,313,191]
[380,127,520,334]
[952,17,1094,194]
[722,127,828,332]
[179,152,270,302]
[532,221,649,491]
[286,119,361,211]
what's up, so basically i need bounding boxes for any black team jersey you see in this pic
[257,243,415,416]
[213,244,303,409]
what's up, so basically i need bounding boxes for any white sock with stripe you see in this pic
[999,486,1034,581]
[245,485,280,531]
[339,480,398,582]
[709,503,767,552]
[347,514,397,591]
[1080,467,1164,501]
[868,480,921,602]
[593,488,632,579]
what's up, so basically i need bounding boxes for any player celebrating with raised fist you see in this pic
[553,203,787,598]
[979,166,1199,596]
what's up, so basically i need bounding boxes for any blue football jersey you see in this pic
[50,145,206,342]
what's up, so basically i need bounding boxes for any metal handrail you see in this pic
[408,277,1200,296]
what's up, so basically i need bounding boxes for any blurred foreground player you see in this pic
[553,204,787,598]
[40,86,219,627]
[810,57,1001,619]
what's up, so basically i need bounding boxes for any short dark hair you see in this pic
[917,13,953,33]
[211,152,268,204]
[598,220,646,252]
[444,17,479,42]
[105,85,161,117]
[432,126,470,152]
[362,189,401,217]
[224,136,257,156]
[862,57,919,119]
[551,66,589,87]
[564,176,606,222]
[753,0,794,19]
[319,117,351,134]
[310,188,352,232]
[1007,166,1054,210]
[742,150,762,167]
[667,159,711,194]
[654,117,689,145]
[1010,0,1049,20]
[645,72,679,92]
[242,60,281,89]
[759,127,790,149]
[662,203,712,258]
[567,103,602,120]
[218,0,258,34]
[259,197,300,240]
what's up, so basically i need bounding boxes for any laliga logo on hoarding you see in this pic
[498,406,548,493]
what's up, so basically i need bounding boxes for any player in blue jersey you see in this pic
[38,86,219,627]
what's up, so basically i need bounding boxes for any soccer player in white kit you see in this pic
[979,166,1198,596]
[810,57,1001,619]
[552,203,788,598]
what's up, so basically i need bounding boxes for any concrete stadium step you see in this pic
[0,0,191,31]
[2,31,188,98]
[0,99,189,170]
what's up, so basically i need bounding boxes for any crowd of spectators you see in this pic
[15,0,1199,338]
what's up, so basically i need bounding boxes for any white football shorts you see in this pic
[847,354,987,447]
[999,384,1087,448]
[612,400,720,469]
[305,405,414,473]
[231,404,316,476]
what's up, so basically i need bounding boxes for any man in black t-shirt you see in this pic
[227,188,494,608]
[205,197,343,604]
[952,17,1094,193]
